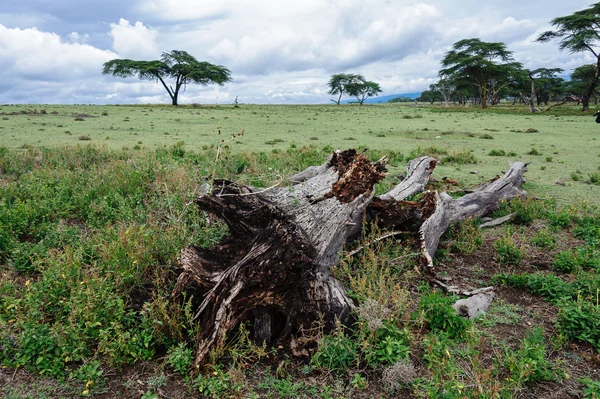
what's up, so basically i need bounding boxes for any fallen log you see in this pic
[173,150,527,366]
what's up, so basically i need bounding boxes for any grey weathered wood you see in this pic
[174,152,527,367]
[378,156,437,201]
[479,212,516,228]
[419,162,527,267]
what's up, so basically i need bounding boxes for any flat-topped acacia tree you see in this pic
[102,50,232,106]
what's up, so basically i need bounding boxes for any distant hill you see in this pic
[340,92,420,104]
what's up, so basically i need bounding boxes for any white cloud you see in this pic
[0,25,116,83]
[108,18,159,59]
[0,1,597,104]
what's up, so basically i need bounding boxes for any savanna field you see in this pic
[2,103,600,398]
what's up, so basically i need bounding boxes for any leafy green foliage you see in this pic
[311,329,358,372]
[192,365,243,398]
[166,342,194,375]
[505,327,555,385]
[418,288,470,339]
[494,231,523,265]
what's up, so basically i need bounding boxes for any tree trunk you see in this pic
[583,57,600,111]
[529,74,536,113]
[173,150,528,366]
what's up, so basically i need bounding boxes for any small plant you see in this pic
[418,288,470,338]
[311,327,358,372]
[192,366,243,399]
[488,149,506,156]
[494,231,522,265]
[381,359,417,393]
[580,377,600,399]
[78,135,91,141]
[441,149,477,165]
[531,228,555,248]
[589,172,600,185]
[526,148,541,156]
[166,343,194,375]
[525,128,539,133]
[505,327,555,386]
[480,133,494,139]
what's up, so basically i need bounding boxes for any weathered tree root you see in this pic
[173,150,527,366]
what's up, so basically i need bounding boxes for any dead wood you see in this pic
[173,150,527,366]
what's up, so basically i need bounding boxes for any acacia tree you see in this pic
[537,3,600,111]
[102,50,232,106]
[440,38,522,109]
[347,81,382,105]
[431,78,455,107]
[327,73,365,104]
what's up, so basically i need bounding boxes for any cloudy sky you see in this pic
[0,0,595,104]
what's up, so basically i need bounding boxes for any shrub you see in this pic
[79,135,92,141]
[418,289,470,338]
[526,148,541,156]
[494,232,522,265]
[441,149,477,165]
[166,343,194,375]
[488,149,506,156]
[531,228,555,248]
[311,328,358,372]
[505,327,554,385]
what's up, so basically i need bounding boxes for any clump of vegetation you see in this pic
[409,146,448,159]
[78,135,91,140]
[440,149,477,165]
[489,149,506,156]
[480,133,494,139]
[527,148,542,155]
[418,287,471,338]
[494,230,523,265]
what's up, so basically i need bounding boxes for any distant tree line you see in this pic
[413,3,600,112]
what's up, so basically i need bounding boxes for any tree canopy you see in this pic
[440,38,522,108]
[327,73,366,104]
[347,80,382,105]
[102,50,232,106]
[537,2,600,110]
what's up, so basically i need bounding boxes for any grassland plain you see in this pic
[2,103,600,205]
[2,104,600,398]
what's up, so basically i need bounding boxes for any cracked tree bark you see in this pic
[173,149,527,366]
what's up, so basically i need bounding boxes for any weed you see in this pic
[531,228,556,248]
[580,377,600,399]
[166,342,194,375]
[447,219,483,255]
[488,149,506,156]
[192,365,244,398]
[311,327,358,372]
[418,287,470,338]
[494,231,522,265]
[526,148,541,155]
[505,327,555,386]
[381,359,417,393]
[441,149,477,165]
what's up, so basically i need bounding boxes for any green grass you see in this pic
[2,103,600,204]
[4,104,600,398]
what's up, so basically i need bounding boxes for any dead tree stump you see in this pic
[173,149,527,366]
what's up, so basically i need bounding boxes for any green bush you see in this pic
[488,149,506,156]
[505,327,555,385]
[311,329,358,372]
[494,233,522,265]
[166,342,194,375]
[418,289,470,338]
[362,321,410,367]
